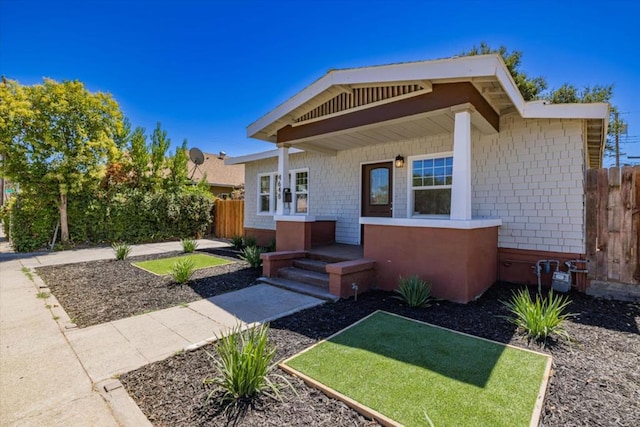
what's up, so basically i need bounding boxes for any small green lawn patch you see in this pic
[132,254,232,276]
[282,311,551,427]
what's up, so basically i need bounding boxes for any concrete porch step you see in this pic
[257,277,339,302]
[292,258,329,273]
[278,267,330,288]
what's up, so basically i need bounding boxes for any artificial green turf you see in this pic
[284,311,550,427]
[131,253,232,275]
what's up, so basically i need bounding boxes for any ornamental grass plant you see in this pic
[204,324,287,403]
[240,245,265,268]
[170,257,196,284]
[502,288,574,343]
[395,275,432,307]
[112,242,131,260]
[181,238,198,253]
[230,235,244,250]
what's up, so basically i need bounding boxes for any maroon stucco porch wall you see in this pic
[275,220,336,251]
[363,224,499,303]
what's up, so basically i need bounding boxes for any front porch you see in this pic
[262,216,500,303]
[255,81,503,302]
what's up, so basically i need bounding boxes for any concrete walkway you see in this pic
[0,239,324,426]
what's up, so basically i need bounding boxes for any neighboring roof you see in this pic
[246,54,609,167]
[188,152,244,187]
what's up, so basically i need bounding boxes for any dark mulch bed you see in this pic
[36,248,261,328]
[120,283,640,426]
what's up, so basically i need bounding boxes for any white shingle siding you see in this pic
[473,115,585,254]
[244,115,585,253]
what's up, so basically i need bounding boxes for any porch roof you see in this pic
[244,54,609,167]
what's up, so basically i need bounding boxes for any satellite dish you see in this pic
[189,147,205,165]
[188,148,205,180]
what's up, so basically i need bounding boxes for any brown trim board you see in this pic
[277,82,499,143]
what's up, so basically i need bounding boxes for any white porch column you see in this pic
[450,106,473,220]
[276,144,290,215]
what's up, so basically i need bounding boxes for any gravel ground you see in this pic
[36,248,261,328]
[120,283,640,426]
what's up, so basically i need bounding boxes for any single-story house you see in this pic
[226,54,609,302]
[188,152,244,198]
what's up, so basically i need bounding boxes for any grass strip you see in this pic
[282,311,551,427]
[132,253,232,275]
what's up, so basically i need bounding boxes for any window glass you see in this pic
[258,175,272,213]
[414,188,451,215]
[411,155,453,215]
[370,168,389,205]
[260,195,270,212]
[260,176,270,193]
[296,193,308,213]
[294,171,308,213]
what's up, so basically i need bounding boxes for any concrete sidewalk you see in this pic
[0,259,119,426]
[0,240,325,426]
[2,238,230,267]
[62,284,322,383]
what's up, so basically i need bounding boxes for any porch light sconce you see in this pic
[395,155,405,168]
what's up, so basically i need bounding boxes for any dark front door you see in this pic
[362,162,393,217]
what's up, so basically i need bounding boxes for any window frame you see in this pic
[290,168,310,215]
[407,151,454,218]
[257,172,276,215]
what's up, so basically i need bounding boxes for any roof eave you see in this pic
[247,54,519,141]
[522,102,610,120]
[224,148,304,165]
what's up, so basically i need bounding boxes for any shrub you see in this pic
[170,257,196,284]
[0,198,13,239]
[181,238,198,253]
[9,193,57,252]
[230,235,244,250]
[395,276,432,307]
[112,242,131,260]
[240,245,265,268]
[204,323,284,402]
[502,289,574,343]
[244,235,257,248]
[8,188,214,252]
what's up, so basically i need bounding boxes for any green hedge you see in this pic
[9,193,58,252]
[6,189,214,252]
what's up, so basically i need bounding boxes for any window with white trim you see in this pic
[257,173,275,214]
[292,169,308,214]
[256,169,309,215]
[410,154,453,216]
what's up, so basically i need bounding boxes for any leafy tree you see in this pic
[0,78,124,243]
[129,126,150,188]
[461,43,618,157]
[149,122,170,189]
[166,139,189,190]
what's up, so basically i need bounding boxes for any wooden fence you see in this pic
[585,166,640,286]
[214,199,244,239]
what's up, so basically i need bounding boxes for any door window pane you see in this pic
[370,168,389,205]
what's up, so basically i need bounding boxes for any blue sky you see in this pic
[2,0,639,164]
